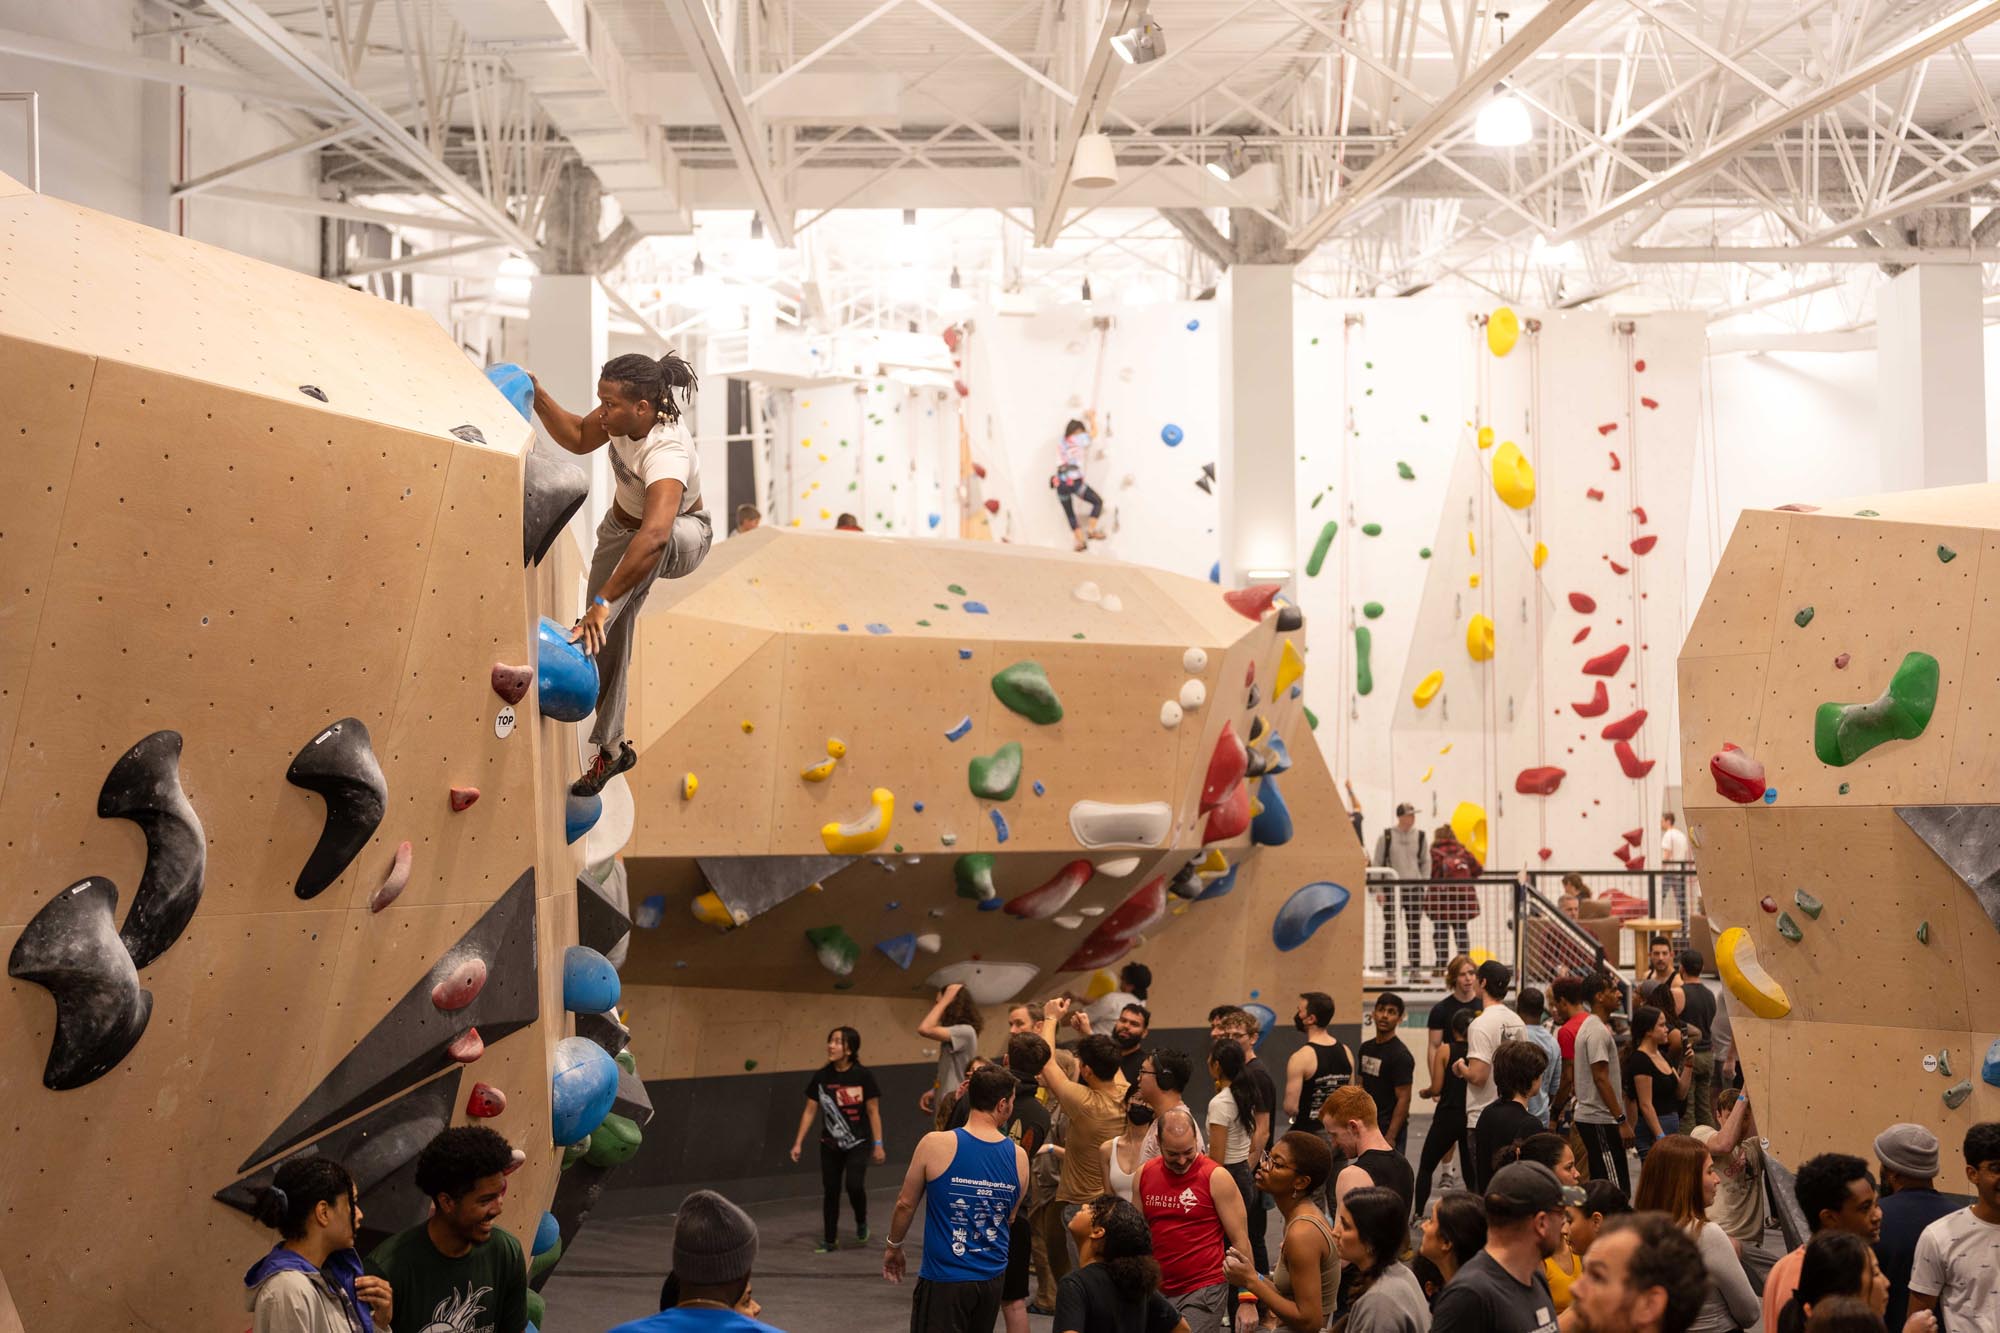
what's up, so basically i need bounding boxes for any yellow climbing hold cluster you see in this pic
[1716,927,1791,1019]
[1450,801,1489,864]
[826,738,848,758]
[1413,670,1444,708]
[1492,441,1536,509]
[1467,614,1495,662]
[801,738,850,783]
[1486,306,1520,357]
[1274,640,1306,696]
[822,788,895,855]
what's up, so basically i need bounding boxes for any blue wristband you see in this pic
[592,595,609,608]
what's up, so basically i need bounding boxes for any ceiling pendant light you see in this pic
[1475,85,1532,147]
[1071,131,1118,189]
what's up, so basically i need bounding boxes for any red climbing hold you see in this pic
[491,663,532,705]
[1004,860,1096,919]
[1202,781,1252,845]
[1598,423,1618,436]
[1586,488,1604,501]
[1571,681,1610,717]
[972,461,988,479]
[1834,652,1851,670]
[1582,645,1630,676]
[1710,744,1766,804]
[1516,766,1567,795]
[1245,662,1256,687]
[1626,855,1646,870]
[1601,709,1648,742]
[1569,592,1597,614]
[954,379,970,397]
[466,1082,508,1118]
[1641,397,1659,410]
[450,785,481,812]
[1060,877,1169,972]
[1632,506,1649,524]
[983,498,1001,513]
[1760,895,1778,914]
[1608,452,1622,470]
[1613,842,1632,863]
[1622,827,1644,847]
[1608,560,1629,575]
[447,1027,485,1064]
[1634,359,1647,372]
[432,956,487,1012]
[1630,535,1659,556]
[1203,721,1248,809]
[1538,847,1553,861]
[1223,584,1282,621]
[1613,740,1655,779]
[1572,627,1591,644]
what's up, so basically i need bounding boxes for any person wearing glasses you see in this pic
[1135,1049,1205,1163]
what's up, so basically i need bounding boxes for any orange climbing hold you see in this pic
[1224,584,1282,621]
[1582,645,1630,676]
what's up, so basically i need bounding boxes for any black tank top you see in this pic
[1292,1041,1354,1132]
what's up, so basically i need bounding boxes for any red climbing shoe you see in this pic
[570,742,636,797]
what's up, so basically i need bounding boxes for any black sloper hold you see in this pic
[286,717,387,900]
[99,729,206,968]
[8,877,153,1089]
[299,385,328,402]
[523,439,589,566]
[1275,604,1304,632]
[1244,746,1270,779]
[450,424,487,444]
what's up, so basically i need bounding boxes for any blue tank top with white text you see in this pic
[920,1128,1021,1282]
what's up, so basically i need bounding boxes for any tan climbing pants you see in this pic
[585,505,713,751]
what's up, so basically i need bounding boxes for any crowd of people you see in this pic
[239,954,2000,1333]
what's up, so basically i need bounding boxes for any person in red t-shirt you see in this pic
[1550,977,1590,1130]
[1137,1108,1251,1333]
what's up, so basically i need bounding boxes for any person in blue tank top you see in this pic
[884,1066,1032,1333]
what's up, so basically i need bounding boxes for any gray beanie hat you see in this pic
[1874,1124,1940,1179]
[674,1189,759,1286]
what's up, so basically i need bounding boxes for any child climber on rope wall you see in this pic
[527,352,712,797]
[1052,416,1107,552]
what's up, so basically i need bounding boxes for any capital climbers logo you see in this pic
[420,1284,496,1333]
[1144,1184,1202,1213]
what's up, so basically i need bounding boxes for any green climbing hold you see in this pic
[1839,782,1850,795]
[948,583,967,595]
[584,1111,643,1167]
[1072,632,1085,639]
[1396,461,1415,480]
[1419,547,1432,559]
[1776,912,1803,942]
[527,1290,546,1327]
[1793,888,1823,919]
[1813,651,1940,767]
[992,661,1063,724]
[1311,336,1319,345]
[1944,1079,1973,1109]
[1420,414,1430,423]
[529,1237,565,1282]
[744,1058,759,1071]
[969,741,1024,800]
[1355,626,1374,697]
[1311,493,1325,509]
[561,1140,590,1170]
[1917,920,1931,945]
[1307,521,1339,577]
[1938,545,1957,563]
[616,1049,637,1074]
[1362,523,1383,537]
[1795,607,1815,628]
[1363,602,1384,620]
[1304,705,1320,730]
[955,853,998,901]
[1855,509,1879,517]
[1939,1048,1954,1078]
[917,619,931,627]
[1365,360,1374,369]
[806,924,860,976]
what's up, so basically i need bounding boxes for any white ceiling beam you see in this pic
[194,185,498,236]
[745,0,906,106]
[1616,244,2000,263]
[1288,0,1596,253]
[342,238,509,276]
[663,0,794,246]
[1032,0,1143,247]
[0,23,339,111]
[172,116,377,197]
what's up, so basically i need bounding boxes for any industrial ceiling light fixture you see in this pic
[1474,85,1532,147]
[903,208,918,225]
[1071,131,1119,188]
[1111,16,1165,64]
[1081,277,1093,303]
[949,265,962,289]
[1205,136,1247,183]
[749,213,763,240]
[691,252,705,276]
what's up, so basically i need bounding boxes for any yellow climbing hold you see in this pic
[1487,306,1520,357]
[1467,614,1495,662]
[819,508,831,520]
[826,738,848,758]
[1451,801,1489,864]
[1716,927,1791,1019]
[1532,541,1548,570]
[1420,766,1434,782]
[1413,670,1444,708]
[790,518,802,527]
[1274,639,1306,696]
[1439,744,1453,755]
[740,720,755,733]
[1468,574,1481,589]
[682,773,698,800]
[1492,441,1537,509]
[1199,848,1228,875]
[821,787,895,855]
[801,756,839,783]
[1477,425,1495,450]
[1084,969,1119,1002]
[690,891,736,930]
[1467,531,1477,556]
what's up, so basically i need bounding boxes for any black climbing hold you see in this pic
[1275,605,1304,632]
[449,424,487,445]
[575,1009,631,1058]
[8,877,153,1090]
[1245,747,1270,779]
[216,1069,463,1254]
[298,385,328,402]
[286,717,387,901]
[1246,683,1262,710]
[98,729,205,968]
[1166,859,1204,900]
[612,1064,654,1127]
[237,868,538,1169]
[523,439,589,567]
[577,874,631,962]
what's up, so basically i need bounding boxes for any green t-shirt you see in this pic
[363,1224,527,1333]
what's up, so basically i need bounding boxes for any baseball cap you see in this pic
[1395,803,1416,816]
[1486,1161,1586,1215]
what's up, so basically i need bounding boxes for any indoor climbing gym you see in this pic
[5,4,2000,1333]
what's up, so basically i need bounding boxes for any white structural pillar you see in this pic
[1218,264,1299,586]
[529,275,610,544]
[1876,264,1987,489]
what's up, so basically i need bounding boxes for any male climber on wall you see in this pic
[528,352,712,796]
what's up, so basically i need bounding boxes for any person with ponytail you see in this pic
[527,350,711,797]
[242,1158,392,1332]
[1055,1193,1190,1333]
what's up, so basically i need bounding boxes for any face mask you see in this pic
[1293,1014,1310,1033]
[1127,1102,1156,1125]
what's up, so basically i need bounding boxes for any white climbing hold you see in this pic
[1070,800,1173,849]
[1180,679,1207,710]
[1184,647,1209,673]
[1095,856,1142,878]
[1101,594,1122,613]
[924,960,1041,1005]
[915,933,942,953]
[1052,914,1084,930]
[1073,581,1103,604]
[1160,701,1184,728]
[1078,905,1105,916]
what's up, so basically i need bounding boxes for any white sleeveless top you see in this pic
[1105,1140,1141,1202]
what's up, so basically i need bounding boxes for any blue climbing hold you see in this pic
[1161,423,1184,447]
[1195,861,1241,902]
[565,792,602,845]
[963,601,989,615]
[990,809,1010,843]
[1208,561,1221,584]
[1762,787,1778,804]
[913,801,925,813]
[532,1211,561,1256]
[563,945,621,1014]
[945,716,973,742]
[550,1036,620,1145]
[1272,881,1351,952]
[978,898,1003,912]
[1983,1036,2000,1088]
[483,363,536,422]
[635,894,665,929]
[537,618,599,723]
[1243,1002,1275,1045]
[1265,736,1293,774]
[928,513,942,529]
[837,623,850,632]
[1251,775,1294,846]
[877,933,919,969]
[1186,318,1200,331]
[1033,780,1046,797]
[866,623,891,635]
[958,648,974,660]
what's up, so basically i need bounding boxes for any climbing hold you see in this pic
[1582,645,1631,677]
[1516,767,1566,796]
[634,895,666,930]
[1711,745,1767,804]
[1223,584,1282,621]
[536,617,601,722]
[1944,1080,1974,1109]
[286,717,388,901]
[1179,679,1207,711]
[968,741,1025,801]
[924,960,1043,1006]
[466,1082,508,1119]
[955,853,999,902]
[447,1027,485,1064]
[450,785,480,812]
[690,891,737,930]
[1250,776,1293,846]
[1601,710,1648,742]
[1161,423,1184,446]
[1938,544,1957,563]
[551,1036,620,1145]
[1918,920,1931,945]
[1274,640,1306,696]
[522,439,590,567]
[1574,628,1592,644]
[431,956,488,1013]
[1532,541,1548,570]
[97,730,205,967]
[1794,607,1815,628]
[1776,912,1803,942]
[1609,560,1629,575]
[1360,602,1384,620]
[801,756,840,782]
[1984,1037,2000,1087]
[1187,318,1200,331]
[1491,442,1536,509]
[1761,896,1778,914]
[1397,461,1415,480]
[1272,881,1352,952]
[1573,681,1610,717]
[682,773,698,800]
[1630,535,1659,556]
[821,788,894,855]
[1450,803,1489,864]
[1160,701,1184,728]
[1302,521,1341,580]
[565,793,602,845]
[1613,741,1656,779]
[1814,652,1939,766]
[990,808,1011,842]
[1202,782,1251,844]
[563,946,621,1014]
[585,1112,644,1168]
[1569,593,1597,614]
[1203,722,1249,809]
[877,933,919,970]
[1466,614,1495,663]
[1940,1048,1955,1078]
[1486,306,1520,357]
[1355,627,1374,696]
[1412,670,1443,709]
[1182,647,1210,675]
[992,661,1064,724]
[1715,927,1790,1019]
[7,877,152,1090]
[1069,801,1172,849]
[372,841,414,913]
[806,924,860,977]
[1362,523,1383,537]
[1468,574,1481,590]
[1585,488,1604,501]
[1793,889,1824,920]
[491,663,533,705]
[1060,877,1168,972]
[1005,860,1095,919]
